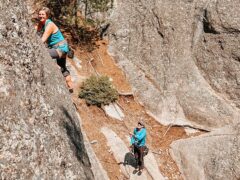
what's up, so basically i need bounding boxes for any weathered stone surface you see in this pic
[108,0,240,130]
[103,103,125,121]
[107,1,240,178]
[170,124,240,180]
[144,151,165,180]
[0,1,93,179]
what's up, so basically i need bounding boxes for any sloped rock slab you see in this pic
[144,152,165,180]
[108,0,240,131]
[101,127,147,179]
[102,103,125,121]
[170,125,240,180]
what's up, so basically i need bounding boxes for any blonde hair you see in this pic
[40,7,51,18]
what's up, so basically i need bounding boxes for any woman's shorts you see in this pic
[51,41,69,53]
[48,48,70,77]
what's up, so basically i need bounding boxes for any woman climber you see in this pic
[35,7,74,93]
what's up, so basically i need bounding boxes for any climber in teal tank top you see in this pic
[35,7,73,93]
[43,19,69,53]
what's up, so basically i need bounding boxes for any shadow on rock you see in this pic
[123,152,138,169]
[61,106,90,167]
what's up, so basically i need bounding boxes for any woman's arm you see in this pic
[41,22,54,43]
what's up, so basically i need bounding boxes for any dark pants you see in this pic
[133,145,144,170]
[48,48,70,77]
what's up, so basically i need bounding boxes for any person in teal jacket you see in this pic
[35,7,74,93]
[129,120,147,173]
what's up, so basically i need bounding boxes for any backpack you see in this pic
[143,145,149,156]
[67,47,74,58]
[131,144,149,157]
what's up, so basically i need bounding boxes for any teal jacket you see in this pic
[130,128,146,147]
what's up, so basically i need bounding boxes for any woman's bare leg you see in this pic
[65,75,74,91]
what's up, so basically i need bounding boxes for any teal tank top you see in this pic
[44,19,69,53]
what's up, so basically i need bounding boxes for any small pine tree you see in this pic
[79,75,118,107]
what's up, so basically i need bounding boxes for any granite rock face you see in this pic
[108,0,240,130]
[170,124,240,180]
[0,1,93,179]
[108,1,240,179]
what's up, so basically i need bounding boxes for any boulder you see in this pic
[170,124,240,180]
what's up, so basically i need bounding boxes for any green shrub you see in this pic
[79,75,118,107]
